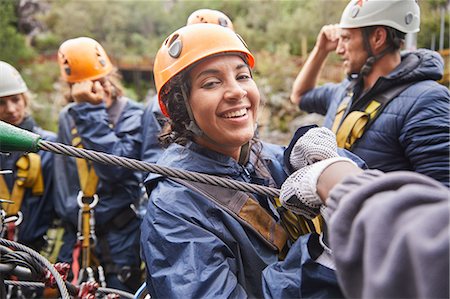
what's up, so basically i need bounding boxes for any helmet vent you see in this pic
[405,12,413,25]
[218,17,228,27]
[351,6,359,18]
[168,34,182,58]
[167,33,179,47]
[95,46,106,66]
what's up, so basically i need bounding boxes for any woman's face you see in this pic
[188,54,260,160]
[0,94,26,126]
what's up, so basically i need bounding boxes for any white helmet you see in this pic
[0,61,28,98]
[340,0,420,33]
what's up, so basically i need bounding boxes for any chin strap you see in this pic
[238,141,251,165]
[358,27,396,78]
[181,84,203,136]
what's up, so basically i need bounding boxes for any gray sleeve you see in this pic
[324,170,449,299]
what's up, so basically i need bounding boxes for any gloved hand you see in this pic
[281,127,355,218]
[290,127,339,171]
[280,156,356,218]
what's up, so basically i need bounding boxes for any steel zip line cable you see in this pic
[0,239,70,299]
[38,140,281,198]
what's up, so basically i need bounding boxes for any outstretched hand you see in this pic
[280,127,355,218]
[290,127,339,171]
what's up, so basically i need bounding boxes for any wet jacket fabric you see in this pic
[324,170,449,298]
[262,233,343,298]
[0,116,56,249]
[141,95,166,164]
[300,49,450,186]
[141,140,347,298]
[54,98,143,285]
[141,141,286,298]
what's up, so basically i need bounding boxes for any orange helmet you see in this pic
[154,23,254,117]
[187,9,234,30]
[58,37,113,83]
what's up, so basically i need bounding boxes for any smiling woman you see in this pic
[140,24,342,299]
[141,24,289,298]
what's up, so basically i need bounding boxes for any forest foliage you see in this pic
[0,0,448,140]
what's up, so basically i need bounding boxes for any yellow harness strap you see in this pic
[71,128,99,197]
[273,197,323,240]
[332,81,413,150]
[71,126,99,270]
[332,100,381,150]
[331,102,349,134]
[0,153,44,216]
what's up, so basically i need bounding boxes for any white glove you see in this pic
[280,157,356,218]
[290,127,338,171]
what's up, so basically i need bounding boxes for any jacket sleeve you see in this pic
[141,97,165,163]
[262,234,343,299]
[68,102,143,182]
[325,170,450,299]
[299,83,341,115]
[400,84,450,186]
[141,180,248,299]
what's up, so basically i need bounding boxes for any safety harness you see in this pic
[0,153,44,241]
[70,126,102,285]
[332,82,412,150]
[173,143,322,259]
[68,99,141,290]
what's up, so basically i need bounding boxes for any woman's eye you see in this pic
[237,74,251,80]
[202,80,219,89]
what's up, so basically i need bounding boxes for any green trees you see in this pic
[3,0,448,137]
[0,1,34,66]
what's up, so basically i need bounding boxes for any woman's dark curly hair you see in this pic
[158,69,194,146]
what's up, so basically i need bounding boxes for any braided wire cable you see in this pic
[3,280,43,288]
[0,239,70,299]
[39,140,281,197]
[97,286,134,299]
[3,281,135,299]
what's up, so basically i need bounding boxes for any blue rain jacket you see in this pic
[0,116,56,249]
[54,98,142,268]
[262,233,343,298]
[300,49,450,186]
[141,140,353,298]
[141,95,166,164]
[141,141,287,298]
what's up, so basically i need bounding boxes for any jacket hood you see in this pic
[388,48,444,83]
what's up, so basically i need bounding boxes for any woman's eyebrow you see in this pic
[195,63,250,80]
[195,69,220,80]
[236,64,249,71]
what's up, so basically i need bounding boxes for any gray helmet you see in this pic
[0,61,28,97]
[340,0,420,33]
